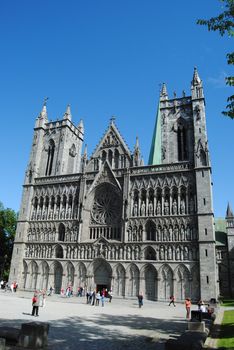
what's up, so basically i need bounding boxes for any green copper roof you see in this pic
[148,102,161,165]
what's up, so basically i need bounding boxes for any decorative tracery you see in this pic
[91,184,121,225]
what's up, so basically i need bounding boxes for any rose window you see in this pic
[91,185,121,225]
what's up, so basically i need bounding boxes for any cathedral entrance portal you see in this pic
[54,262,63,294]
[93,259,112,293]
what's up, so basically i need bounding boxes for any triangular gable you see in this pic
[93,236,109,245]
[87,161,122,194]
[89,120,132,160]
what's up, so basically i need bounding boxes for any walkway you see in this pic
[0,291,202,350]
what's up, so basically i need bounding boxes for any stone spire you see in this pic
[83,144,88,159]
[160,83,168,100]
[81,144,88,172]
[63,104,72,121]
[148,102,162,165]
[35,99,48,127]
[78,119,84,134]
[40,103,48,120]
[226,202,234,218]
[191,67,204,99]
[192,67,201,85]
[133,136,141,166]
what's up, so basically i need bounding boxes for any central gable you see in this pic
[86,119,132,172]
[88,161,122,195]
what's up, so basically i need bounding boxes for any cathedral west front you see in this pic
[9,68,220,301]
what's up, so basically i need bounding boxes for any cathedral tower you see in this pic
[9,103,84,286]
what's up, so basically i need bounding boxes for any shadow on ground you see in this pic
[0,313,187,350]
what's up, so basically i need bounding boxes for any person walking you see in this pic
[138,292,143,308]
[185,298,191,319]
[31,292,39,317]
[168,295,176,307]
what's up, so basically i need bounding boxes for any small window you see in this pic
[205,228,207,235]
[205,249,208,257]
[203,198,206,205]
[206,276,209,284]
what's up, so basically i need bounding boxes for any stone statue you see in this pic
[156,201,161,215]
[180,199,185,214]
[160,246,164,260]
[184,246,189,260]
[148,201,153,216]
[189,197,194,213]
[168,246,172,260]
[172,199,177,215]
[141,201,146,216]
[164,199,169,215]
[133,202,138,216]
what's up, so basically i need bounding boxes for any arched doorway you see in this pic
[93,259,112,292]
[145,264,157,300]
[54,262,63,294]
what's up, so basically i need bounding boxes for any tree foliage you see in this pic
[197,0,234,119]
[0,201,18,279]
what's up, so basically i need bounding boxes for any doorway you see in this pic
[93,259,112,293]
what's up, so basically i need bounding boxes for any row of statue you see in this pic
[25,242,197,262]
[146,245,198,261]
[31,205,77,221]
[132,197,195,217]
[127,224,197,242]
[27,226,79,242]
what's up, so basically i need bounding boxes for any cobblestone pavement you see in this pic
[0,291,194,350]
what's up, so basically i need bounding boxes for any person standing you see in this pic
[96,292,101,306]
[31,293,39,317]
[101,292,105,307]
[168,295,176,307]
[185,298,191,319]
[138,292,143,308]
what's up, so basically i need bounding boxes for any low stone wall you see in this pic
[0,322,49,349]
[165,310,217,350]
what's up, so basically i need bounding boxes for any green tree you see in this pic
[197,0,234,119]
[0,201,18,279]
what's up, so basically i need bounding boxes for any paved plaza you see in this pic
[0,291,196,350]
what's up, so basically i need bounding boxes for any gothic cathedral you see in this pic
[9,68,219,301]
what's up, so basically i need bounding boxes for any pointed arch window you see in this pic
[46,139,55,176]
[58,223,65,242]
[200,149,207,166]
[146,220,156,241]
[114,149,119,168]
[178,122,188,161]
[108,149,113,166]
[102,150,107,163]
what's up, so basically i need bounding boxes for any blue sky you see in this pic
[0,0,233,217]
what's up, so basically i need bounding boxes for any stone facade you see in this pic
[215,206,234,298]
[9,69,219,301]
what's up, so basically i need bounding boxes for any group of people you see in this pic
[0,280,18,292]
[86,289,112,307]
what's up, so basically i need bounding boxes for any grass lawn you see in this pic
[221,300,234,307]
[217,310,234,349]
